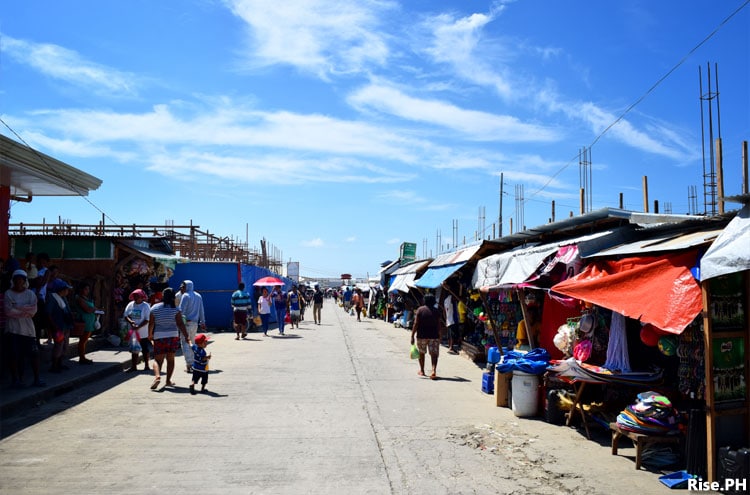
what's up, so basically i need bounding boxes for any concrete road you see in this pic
[0,302,679,494]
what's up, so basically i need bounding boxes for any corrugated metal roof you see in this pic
[428,244,482,267]
[391,259,431,275]
[0,134,102,196]
[585,226,723,258]
[486,207,706,249]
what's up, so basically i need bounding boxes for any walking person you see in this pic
[443,293,459,354]
[73,282,98,365]
[257,287,272,336]
[410,293,441,380]
[231,282,251,340]
[178,280,205,373]
[288,285,302,329]
[352,288,364,322]
[123,289,151,372]
[343,286,352,312]
[148,288,189,390]
[312,286,323,325]
[270,285,287,335]
[4,269,45,387]
[45,278,74,373]
[189,333,211,395]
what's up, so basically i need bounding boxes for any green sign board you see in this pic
[399,242,417,266]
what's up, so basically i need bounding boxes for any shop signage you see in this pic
[400,242,417,266]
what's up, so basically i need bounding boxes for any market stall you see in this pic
[699,202,750,482]
[544,224,727,471]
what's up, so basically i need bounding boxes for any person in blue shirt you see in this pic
[270,286,287,335]
[189,333,211,395]
[343,286,353,312]
[231,282,252,340]
[288,286,302,329]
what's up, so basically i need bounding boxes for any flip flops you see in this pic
[150,377,161,390]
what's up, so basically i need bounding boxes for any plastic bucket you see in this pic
[511,371,540,417]
[487,347,501,364]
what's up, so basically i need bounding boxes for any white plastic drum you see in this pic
[511,371,540,417]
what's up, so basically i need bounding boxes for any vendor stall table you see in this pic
[609,422,681,470]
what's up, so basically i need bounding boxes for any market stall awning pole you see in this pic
[516,288,537,350]
[479,292,502,352]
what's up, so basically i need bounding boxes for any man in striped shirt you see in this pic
[231,282,252,340]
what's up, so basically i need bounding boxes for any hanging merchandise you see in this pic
[677,320,705,399]
[484,290,521,349]
[573,340,592,361]
[553,322,576,357]
[604,312,631,372]
[658,335,679,356]
[640,324,661,347]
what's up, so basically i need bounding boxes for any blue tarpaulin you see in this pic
[496,348,550,375]
[171,262,291,329]
[414,262,466,289]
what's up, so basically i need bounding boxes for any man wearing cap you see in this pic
[178,280,205,373]
[4,269,45,387]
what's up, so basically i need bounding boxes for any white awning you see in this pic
[701,205,750,281]
[473,244,558,290]
[0,134,102,196]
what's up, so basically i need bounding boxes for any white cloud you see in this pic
[302,238,325,247]
[348,84,561,142]
[26,103,425,163]
[377,189,426,205]
[386,237,400,245]
[422,10,513,99]
[578,102,692,161]
[345,236,357,242]
[226,0,394,77]
[0,35,138,96]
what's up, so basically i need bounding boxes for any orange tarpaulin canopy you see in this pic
[550,251,702,334]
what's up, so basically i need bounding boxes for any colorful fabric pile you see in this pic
[616,391,681,435]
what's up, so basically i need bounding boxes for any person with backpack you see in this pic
[312,286,324,325]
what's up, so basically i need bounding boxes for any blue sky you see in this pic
[2,0,748,280]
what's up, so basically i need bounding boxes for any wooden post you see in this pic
[516,289,537,350]
[479,291,503,353]
[580,188,585,215]
[702,282,717,482]
[716,138,724,214]
[742,141,748,194]
[642,176,649,213]
[0,185,10,261]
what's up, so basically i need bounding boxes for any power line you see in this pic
[527,0,750,202]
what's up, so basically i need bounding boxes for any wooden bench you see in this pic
[610,422,680,470]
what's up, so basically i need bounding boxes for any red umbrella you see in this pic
[253,276,284,287]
